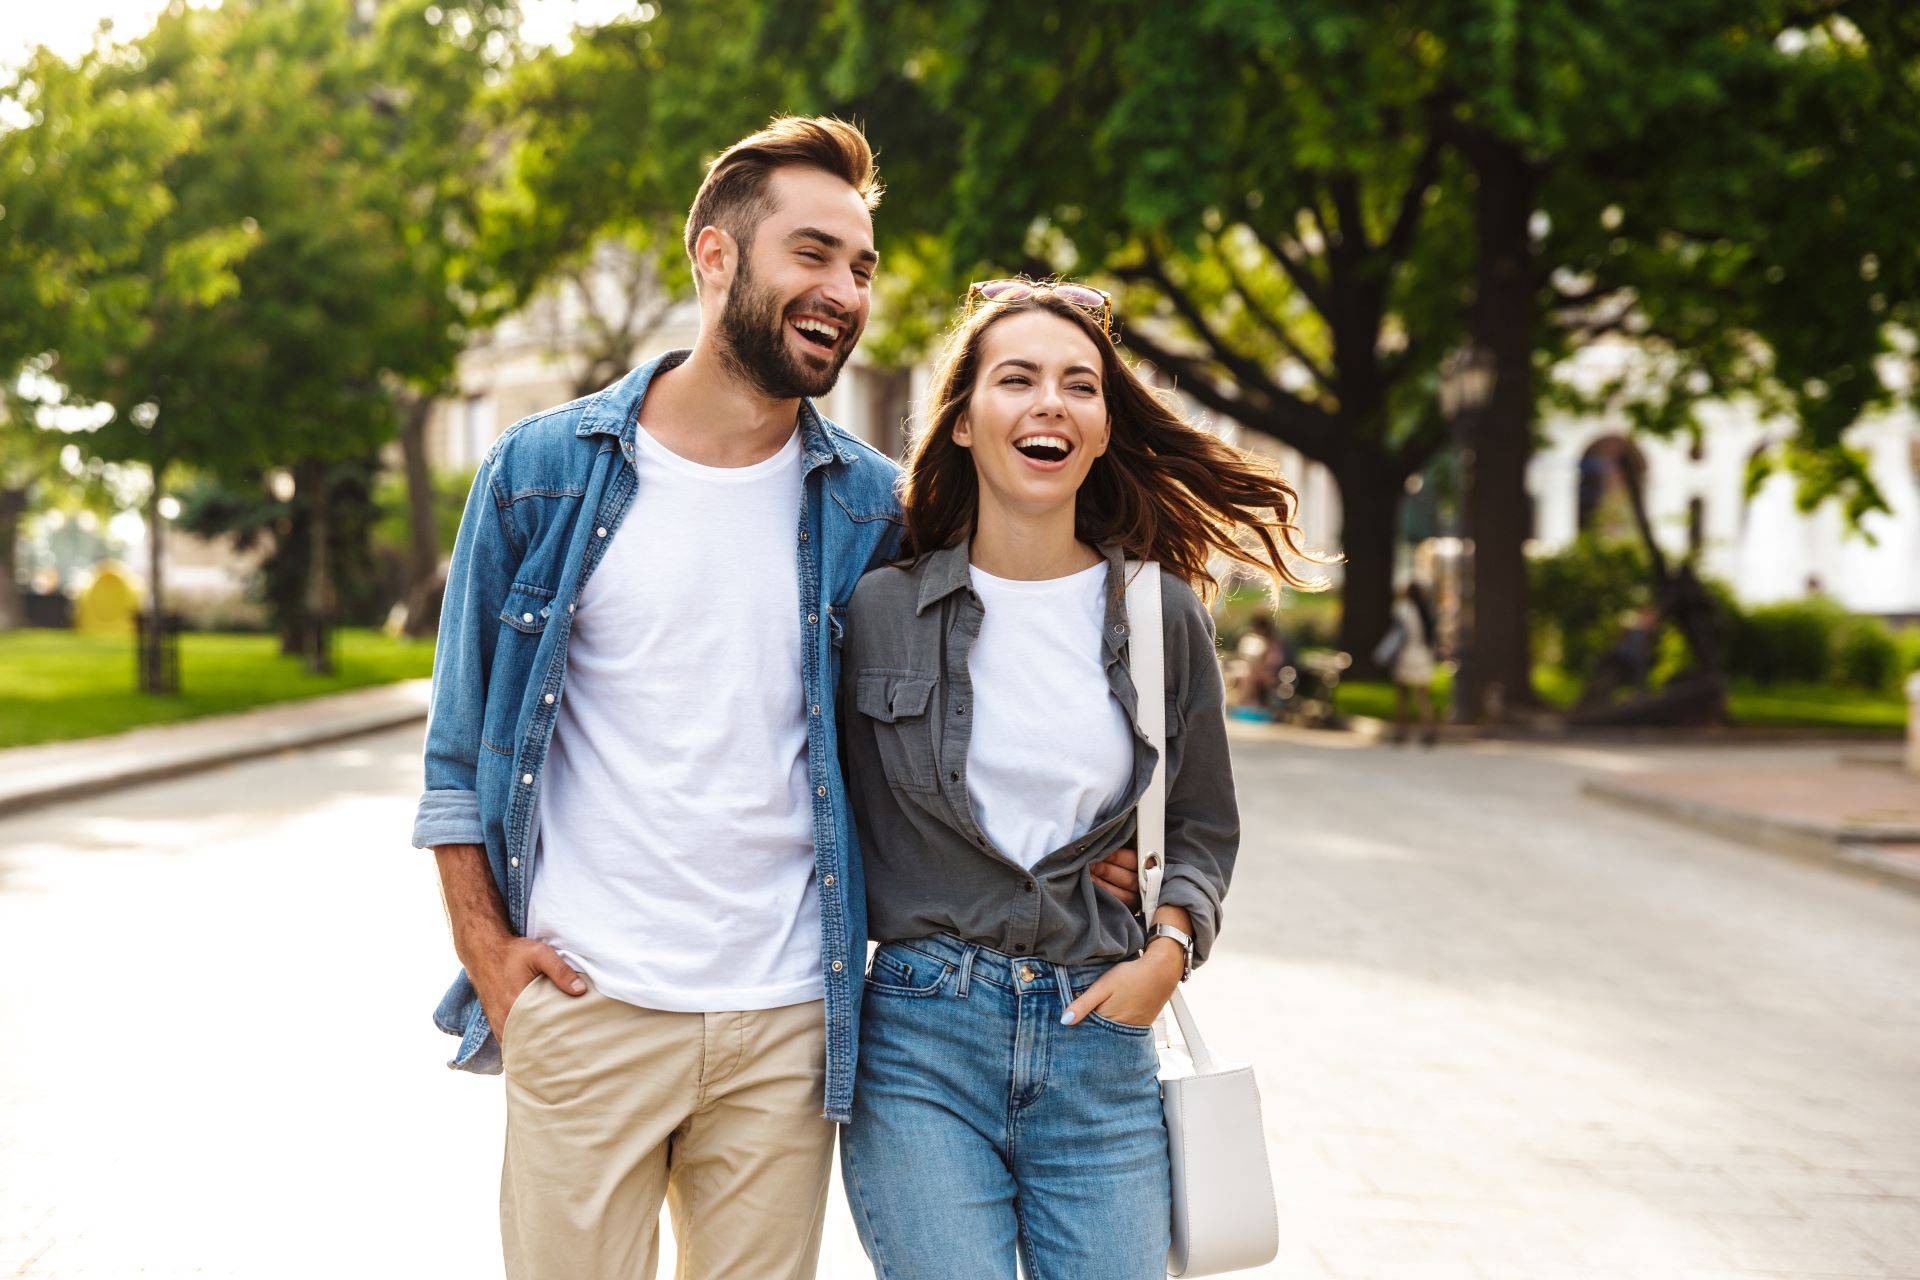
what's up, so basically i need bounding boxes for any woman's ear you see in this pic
[952,414,973,449]
[1091,416,1112,459]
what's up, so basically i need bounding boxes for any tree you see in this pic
[807,1,1920,719]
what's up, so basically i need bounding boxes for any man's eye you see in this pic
[799,250,824,262]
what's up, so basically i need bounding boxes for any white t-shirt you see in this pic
[528,423,822,1012]
[964,561,1135,869]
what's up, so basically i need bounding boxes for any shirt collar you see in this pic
[574,348,854,471]
[913,534,1134,652]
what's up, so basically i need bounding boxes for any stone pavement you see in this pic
[0,679,430,817]
[2,723,1917,1278]
[1579,744,1920,891]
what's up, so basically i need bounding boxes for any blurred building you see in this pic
[1530,340,1920,620]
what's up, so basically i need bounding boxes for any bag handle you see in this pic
[1123,560,1218,1075]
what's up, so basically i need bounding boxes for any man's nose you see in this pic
[817,266,859,314]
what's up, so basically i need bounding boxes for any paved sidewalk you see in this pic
[0,678,431,818]
[1581,746,1920,892]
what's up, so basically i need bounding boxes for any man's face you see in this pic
[716,166,876,400]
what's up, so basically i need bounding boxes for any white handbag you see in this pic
[1125,560,1280,1278]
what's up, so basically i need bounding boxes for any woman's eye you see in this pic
[1070,383,1098,394]
[1000,376,1030,387]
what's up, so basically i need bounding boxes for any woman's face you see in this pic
[953,310,1111,520]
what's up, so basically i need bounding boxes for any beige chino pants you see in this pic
[499,976,835,1280]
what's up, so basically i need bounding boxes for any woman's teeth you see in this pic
[1015,435,1072,463]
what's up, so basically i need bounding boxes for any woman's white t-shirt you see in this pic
[964,561,1135,869]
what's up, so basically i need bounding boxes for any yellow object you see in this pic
[74,562,142,634]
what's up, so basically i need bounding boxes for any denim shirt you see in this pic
[410,349,903,1122]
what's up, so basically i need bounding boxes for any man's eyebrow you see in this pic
[789,226,879,266]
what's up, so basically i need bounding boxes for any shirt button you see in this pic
[807,613,818,624]
[799,530,809,541]
[521,773,533,785]
[596,526,607,538]
[823,873,835,887]
[831,960,844,972]
[567,603,576,613]
[522,612,534,623]
[954,704,966,715]
[544,693,555,704]
[509,857,519,869]
[817,785,827,797]
[810,704,820,716]
[1022,880,1035,893]
[949,771,960,783]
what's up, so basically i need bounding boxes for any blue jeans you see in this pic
[841,933,1171,1279]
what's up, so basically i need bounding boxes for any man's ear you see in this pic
[952,414,973,449]
[692,225,737,294]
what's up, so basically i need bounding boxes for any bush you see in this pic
[1724,600,1845,686]
[1215,581,1340,652]
[1896,627,1920,689]
[1832,614,1899,690]
[1527,535,1649,675]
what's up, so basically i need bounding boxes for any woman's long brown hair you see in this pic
[901,290,1332,602]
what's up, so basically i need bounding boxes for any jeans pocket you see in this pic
[865,944,953,997]
[1086,1009,1157,1036]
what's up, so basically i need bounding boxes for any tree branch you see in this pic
[1122,326,1340,465]
[1213,246,1337,391]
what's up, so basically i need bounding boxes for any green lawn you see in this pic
[0,628,436,749]
[1333,667,1906,734]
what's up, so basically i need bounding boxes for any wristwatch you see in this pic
[1146,922,1195,982]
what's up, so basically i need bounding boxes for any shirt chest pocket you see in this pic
[854,670,938,794]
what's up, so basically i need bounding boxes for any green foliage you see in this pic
[1526,535,1650,675]
[1832,613,1900,691]
[1724,600,1840,688]
[374,467,473,562]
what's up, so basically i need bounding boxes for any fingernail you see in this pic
[571,980,586,993]
[1060,1011,1077,1025]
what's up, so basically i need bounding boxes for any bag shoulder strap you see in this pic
[1123,560,1218,1073]
[1123,560,1167,922]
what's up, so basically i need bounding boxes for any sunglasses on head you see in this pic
[966,278,1115,337]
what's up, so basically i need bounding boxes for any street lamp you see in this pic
[1438,345,1495,723]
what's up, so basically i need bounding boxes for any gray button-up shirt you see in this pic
[840,538,1239,968]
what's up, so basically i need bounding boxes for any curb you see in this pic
[1581,777,1920,896]
[0,688,429,820]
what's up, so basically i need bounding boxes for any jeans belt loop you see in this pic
[956,944,976,999]
[1051,961,1076,1016]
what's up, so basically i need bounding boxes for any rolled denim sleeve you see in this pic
[1155,587,1239,968]
[410,457,518,850]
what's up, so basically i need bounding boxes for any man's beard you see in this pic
[717,257,858,400]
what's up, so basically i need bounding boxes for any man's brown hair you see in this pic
[683,116,883,267]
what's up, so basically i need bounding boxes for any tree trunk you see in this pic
[1458,131,1541,721]
[0,485,27,631]
[397,393,442,638]
[1331,457,1405,678]
[300,459,335,676]
[141,457,177,694]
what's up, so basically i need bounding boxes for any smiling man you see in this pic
[411,118,900,1280]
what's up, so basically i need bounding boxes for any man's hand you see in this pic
[1090,846,1141,910]
[1061,937,1183,1028]
[468,934,587,1044]
[433,843,587,1045]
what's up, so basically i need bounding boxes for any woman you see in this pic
[837,279,1321,1278]
[1387,581,1439,745]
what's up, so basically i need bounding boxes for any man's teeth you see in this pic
[793,318,838,340]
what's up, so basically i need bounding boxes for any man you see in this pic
[411,116,1140,1279]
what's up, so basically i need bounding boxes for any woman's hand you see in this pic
[1061,938,1184,1028]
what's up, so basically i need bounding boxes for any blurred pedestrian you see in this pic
[1375,580,1438,745]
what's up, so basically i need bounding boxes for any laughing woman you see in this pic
[838,279,1321,1279]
